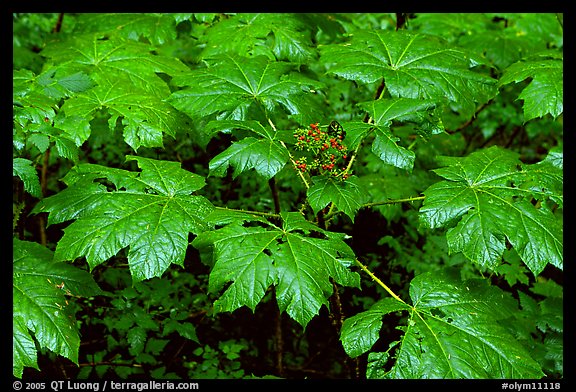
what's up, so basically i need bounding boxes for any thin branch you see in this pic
[268,118,310,189]
[214,206,280,219]
[325,195,425,220]
[78,362,143,368]
[268,177,281,214]
[354,259,408,305]
[274,290,284,377]
[361,195,425,209]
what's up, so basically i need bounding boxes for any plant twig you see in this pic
[274,291,284,377]
[39,150,50,246]
[268,177,281,214]
[354,259,408,305]
[214,206,280,219]
[268,118,310,189]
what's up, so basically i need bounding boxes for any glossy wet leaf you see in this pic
[320,30,497,118]
[13,158,42,198]
[74,13,178,45]
[207,121,290,179]
[419,146,562,275]
[498,53,563,121]
[13,238,105,378]
[192,211,360,327]
[307,175,367,221]
[31,156,214,282]
[199,13,315,63]
[341,269,545,378]
[168,54,322,126]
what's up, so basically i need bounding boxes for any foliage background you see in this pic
[12,12,563,380]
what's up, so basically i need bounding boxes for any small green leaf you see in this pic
[209,137,289,180]
[13,158,42,198]
[354,98,442,171]
[307,175,366,221]
[341,298,411,358]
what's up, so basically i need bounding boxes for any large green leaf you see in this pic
[74,13,178,45]
[498,52,563,121]
[320,30,497,118]
[61,81,191,151]
[167,55,322,125]
[41,34,189,96]
[31,156,214,282]
[13,238,105,378]
[340,269,545,379]
[37,34,192,150]
[199,13,315,63]
[419,146,562,275]
[192,211,360,327]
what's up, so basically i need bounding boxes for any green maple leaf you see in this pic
[419,146,562,275]
[41,34,189,96]
[498,52,563,121]
[167,54,322,126]
[192,211,360,327]
[206,120,290,180]
[320,30,497,118]
[31,156,214,282]
[340,268,544,379]
[37,34,192,150]
[62,81,191,151]
[13,238,105,378]
[74,13,178,45]
[307,175,367,221]
[199,13,315,63]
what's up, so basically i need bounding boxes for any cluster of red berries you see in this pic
[293,122,350,180]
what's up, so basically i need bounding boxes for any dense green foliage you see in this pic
[13,13,562,380]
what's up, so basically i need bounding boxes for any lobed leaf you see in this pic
[341,268,545,379]
[74,13,177,46]
[62,81,191,151]
[209,137,289,180]
[320,30,497,118]
[307,175,367,221]
[353,98,443,171]
[498,55,563,121]
[192,212,360,327]
[168,55,322,126]
[13,238,105,378]
[199,13,315,63]
[13,158,42,198]
[41,34,190,96]
[31,157,214,282]
[419,146,562,275]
